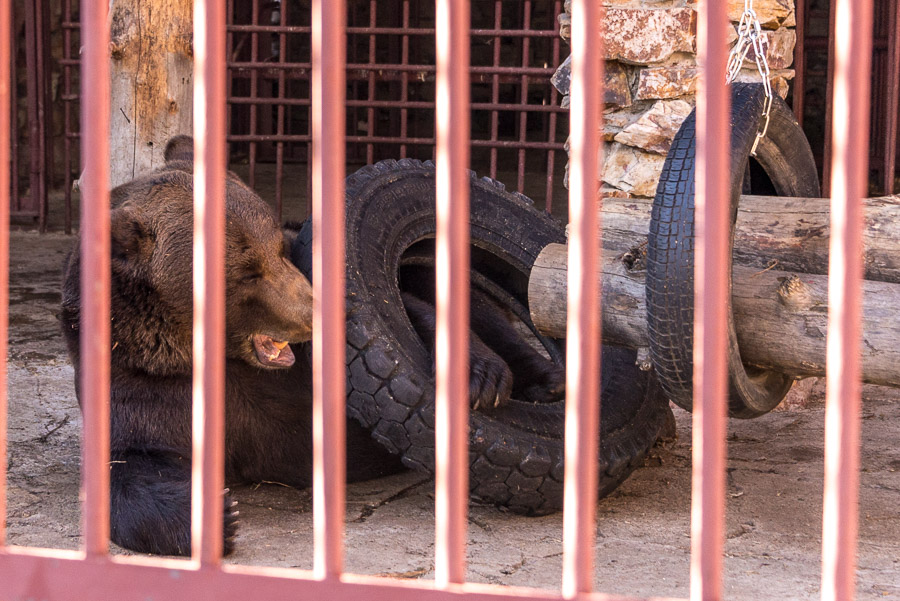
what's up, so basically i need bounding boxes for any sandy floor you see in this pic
[4,229,899,600]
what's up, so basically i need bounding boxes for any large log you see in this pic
[530,194,900,387]
[108,0,193,187]
[600,194,900,283]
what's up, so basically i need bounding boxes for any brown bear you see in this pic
[60,135,401,556]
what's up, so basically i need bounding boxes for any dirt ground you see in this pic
[4,227,899,600]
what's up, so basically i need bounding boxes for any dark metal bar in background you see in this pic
[516,1,532,194]
[489,0,501,179]
[275,0,288,219]
[24,0,48,227]
[248,0,260,191]
[793,0,806,125]
[9,5,17,219]
[544,0,562,214]
[62,0,74,234]
[884,0,899,195]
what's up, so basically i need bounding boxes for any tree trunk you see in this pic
[108,1,193,188]
[529,194,900,387]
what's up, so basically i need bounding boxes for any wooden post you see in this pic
[108,0,194,187]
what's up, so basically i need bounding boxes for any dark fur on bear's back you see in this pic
[61,135,401,556]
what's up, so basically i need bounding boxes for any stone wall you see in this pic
[552,0,797,198]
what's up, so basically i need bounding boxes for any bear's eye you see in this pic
[242,271,262,283]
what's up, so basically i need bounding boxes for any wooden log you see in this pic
[108,0,193,187]
[529,209,900,387]
[600,194,900,283]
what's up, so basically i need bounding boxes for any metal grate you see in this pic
[223,0,568,218]
[1,1,877,600]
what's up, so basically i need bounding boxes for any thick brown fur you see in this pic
[61,135,401,556]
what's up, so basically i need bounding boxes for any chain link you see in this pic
[726,0,773,155]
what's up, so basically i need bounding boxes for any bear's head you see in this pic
[65,135,313,377]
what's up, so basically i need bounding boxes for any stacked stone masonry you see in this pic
[552,0,796,198]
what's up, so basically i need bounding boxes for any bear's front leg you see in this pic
[109,447,238,556]
[401,291,513,410]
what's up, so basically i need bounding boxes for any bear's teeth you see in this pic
[273,340,289,350]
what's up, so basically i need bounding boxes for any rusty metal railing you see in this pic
[0,2,876,601]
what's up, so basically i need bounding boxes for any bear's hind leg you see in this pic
[110,448,238,556]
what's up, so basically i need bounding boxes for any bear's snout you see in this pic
[271,256,314,343]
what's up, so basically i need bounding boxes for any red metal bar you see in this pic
[561,0,602,597]
[192,0,227,566]
[434,0,470,587]
[883,0,899,195]
[311,0,347,581]
[822,1,872,599]
[0,547,687,601]
[80,0,111,558]
[0,0,10,549]
[691,2,730,601]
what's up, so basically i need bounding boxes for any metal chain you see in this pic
[725,0,773,155]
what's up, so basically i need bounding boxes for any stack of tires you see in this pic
[292,159,670,515]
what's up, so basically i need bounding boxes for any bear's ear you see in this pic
[111,206,153,264]
[164,135,194,164]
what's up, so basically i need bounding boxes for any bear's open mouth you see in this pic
[251,334,295,367]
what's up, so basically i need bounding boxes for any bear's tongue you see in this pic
[251,334,295,367]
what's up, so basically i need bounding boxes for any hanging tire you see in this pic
[646,83,821,419]
[292,159,670,514]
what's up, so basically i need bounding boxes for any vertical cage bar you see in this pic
[248,0,259,190]
[883,0,899,195]
[793,0,807,124]
[0,0,10,549]
[561,0,602,596]
[821,1,872,600]
[690,2,730,601]
[24,0,45,222]
[226,0,234,165]
[275,0,287,219]
[311,0,347,580]
[489,0,501,179]
[63,0,74,235]
[516,1,532,194]
[366,0,376,164]
[399,0,410,159]
[434,0,470,588]
[544,0,562,214]
[8,12,15,214]
[191,0,227,566]
[80,0,111,557]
